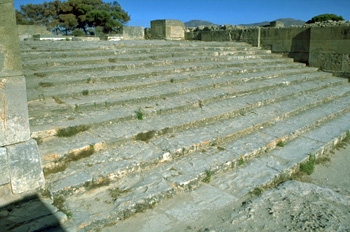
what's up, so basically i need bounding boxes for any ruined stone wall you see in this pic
[309,26,350,75]
[185,24,350,75]
[259,27,310,63]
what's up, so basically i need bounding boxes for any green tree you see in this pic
[306,14,344,24]
[16,0,130,35]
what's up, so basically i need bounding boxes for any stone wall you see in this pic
[185,24,350,75]
[309,26,350,75]
[260,27,310,63]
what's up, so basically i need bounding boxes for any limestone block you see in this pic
[151,20,185,40]
[7,139,45,194]
[0,147,9,185]
[123,26,145,40]
[0,76,31,146]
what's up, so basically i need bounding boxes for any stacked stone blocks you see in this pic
[0,0,44,194]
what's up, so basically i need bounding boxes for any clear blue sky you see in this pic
[14,0,350,27]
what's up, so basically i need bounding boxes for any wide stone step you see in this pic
[26,60,306,107]
[26,55,295,78]
[55,101,350,231]
[19,40,350,231]
[32,72,344,167]
[104,114,350,232]
[22,48,274,69]
[20,40,256,55]
[29,70,333,137]
[25,60,304,95]
[42,80,350,194]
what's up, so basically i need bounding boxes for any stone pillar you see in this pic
[0,0,44,194]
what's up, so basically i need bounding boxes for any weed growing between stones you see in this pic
[109,187,131,201]
[239,109,246,116]
[43,163,68,177]
[38,93,45,101]
[135,108,144,120]
[33,136,43,145]
[53,96,65,104]
[277,140,285,147]
[68,144,95,162]
[44,145,95,176]
[52,195,73,219]
[83,176,111,191]
[56,125,90,137]
[333,131,350,151]
[82,89,89,96]
[135,130,156,143]
[203,169,213,183]
[39,82,54,87]
[299,154,315,175]
[251,187,264,197]
[35,72,47,78]
[238,155,245,166]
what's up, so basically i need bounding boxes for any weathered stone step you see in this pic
[20,40,256,55]
[22,48,273,69]
[30,71,334,140]
[106,115,350,232]
[25,60,305,94]
[28,67,322,131]
[27,55,295,78]
[55,103,350,231]
[42,82,350,192]
[27,63,310,121]
[21,42,265,71]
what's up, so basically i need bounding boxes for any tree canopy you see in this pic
[16,0,130,35]
[306,14,344,24]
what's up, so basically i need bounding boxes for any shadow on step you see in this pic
[0,194,64,232]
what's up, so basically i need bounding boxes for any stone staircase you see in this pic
[20,40,350,231]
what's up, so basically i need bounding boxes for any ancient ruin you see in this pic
[0,0,44,194]
[0,0,350,231]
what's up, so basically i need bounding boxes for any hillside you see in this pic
[184,20,217,27]
[185,18,305,28]
[239,18,305,27]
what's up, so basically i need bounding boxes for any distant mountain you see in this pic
[185,18,305,28]
[184,20,217,27]
[239,18,305,27]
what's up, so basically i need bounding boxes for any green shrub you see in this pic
[306,14,344,24]
[72,29,85,37]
